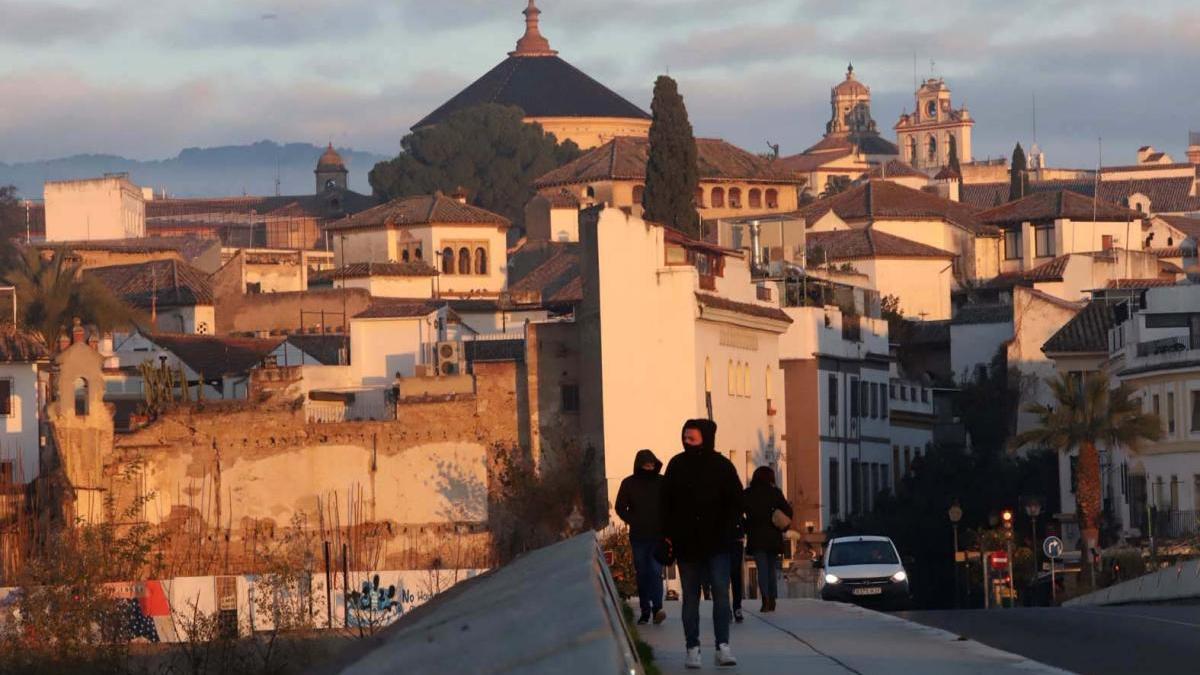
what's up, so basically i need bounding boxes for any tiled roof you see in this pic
[806,228,954,261]
[952,303,1012,325]
[980,254,1073,289]
[85,259,213,309]
[413,55,650,129]
[146,189,377,222]
[1149,247,1184,257]
[1160,215,1200,238]
[311,261,439,281]
[1043,300,1116,354]
[325,193,510,231]
[695,293,792,324]
[962,178,1200,215]
[792,180,992,234]
[978,190,1143,225]
[284,334,348,366]
[353,299,442,319]
[316,143,347,172]
[147,333,283,378]
[507,242,581,305]
[869,160,928,179]
[0,328,48,363]
[537,188,582,208]
[39,236,220,262]
[777,144,856,174]
[1105,278,1178,289]
[533,136,801,188]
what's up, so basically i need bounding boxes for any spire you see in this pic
[846,62,855,79]
[510,0,557,57]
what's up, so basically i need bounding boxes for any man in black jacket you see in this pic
[660,419,742,669]
[615,448,666,625]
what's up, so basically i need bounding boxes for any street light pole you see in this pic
[1024,497,1043,596]
[948,502,963,609]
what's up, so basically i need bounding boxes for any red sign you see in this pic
[604,550,615,567]
[989,552,1009,569]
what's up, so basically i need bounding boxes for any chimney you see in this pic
[57,329,70,352]
[452,186,469,205]
[1188,145,1200,166]
[749,220,762,273]
[1136,146,1155,165]
[71,317,85,345]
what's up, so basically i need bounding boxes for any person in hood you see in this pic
[660,419,742,669]
[743,466,792,612]
[615,448,666,625]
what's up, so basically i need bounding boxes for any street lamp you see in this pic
[948,501,963,608]
[1024,497,1043,584]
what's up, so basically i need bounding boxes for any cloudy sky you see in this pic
[1,0,1197,166]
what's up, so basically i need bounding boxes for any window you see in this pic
[765,189,779,209]
[457,247,471,275]
[1102,234,1114,251]
[1153,394,1162,430]
[850,378,859,417]
[829,458,840,515]
[74,377,89,417]
[632,184,645,205]
[900,386,908,401]
[1035,226,1055,257]
[743,363,751,397]
[729,188,742,209]
[828,374,838,417]
[1003,230,1021,260]
[890,384,896,399]
[0,379,11,416]
[442,247,455,274]
[728,360,735,396]
[870,383,878,419]
[1191,391,1200,432]
[401,249,410,262]
[921,389,929,403]
[927,135,937,163]
[909,137,918,162]
[474,247,488,275]
[881,463,890,495]
[880,389,888,418]
[850,460,861,514]
[1170,476,1179,510]
[748,189,762,209]
[904,447,912,474]
[711,187,725,208]
[560,384,580,413]
[1168,391,1176,434]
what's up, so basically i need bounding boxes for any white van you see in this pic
[816,535,910,609]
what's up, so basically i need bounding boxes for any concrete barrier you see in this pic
[324,533,644,674]
[1064,557,1200,607]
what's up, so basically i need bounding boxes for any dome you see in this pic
[833,64,869,97]
[316,143,347,173]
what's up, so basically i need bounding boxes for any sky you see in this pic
[1,0,1198,167]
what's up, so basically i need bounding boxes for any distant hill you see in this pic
[0,141,390,200]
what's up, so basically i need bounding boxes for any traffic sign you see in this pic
[989,552,1008,569]
[1043,536,1064,560]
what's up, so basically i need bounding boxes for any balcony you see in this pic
[1130,508,1200,539]
[841,314,862,343]
[1136,336,1192,357]
[699,274,717,291]
[756,285,773,302]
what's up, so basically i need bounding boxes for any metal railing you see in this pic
[1132,508,1200,539]
[1137,336,1192,357]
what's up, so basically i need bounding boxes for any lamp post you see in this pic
[948,502,963,608]
[1024,497,1043,586]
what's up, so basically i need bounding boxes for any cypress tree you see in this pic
[643,75,700,237]
[947,135,962,176]
[1009,143,1027,202]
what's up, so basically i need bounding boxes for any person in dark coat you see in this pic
[660,419,742,668]
[743,466,792,612]
[615,449,666,625]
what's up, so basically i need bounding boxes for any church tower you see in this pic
[315,143,348,193]
[894,78,974,171]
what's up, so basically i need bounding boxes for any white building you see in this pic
[0,329,48,482]
[44,174,146,242]
[576,208,791,506]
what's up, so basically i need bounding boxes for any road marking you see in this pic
[1063,607,1200,629]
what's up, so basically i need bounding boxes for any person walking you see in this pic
[661,419,743,669]
[615,449,667,625]
[743,466,792,613]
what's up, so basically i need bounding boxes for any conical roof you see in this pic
[316,143,347,173]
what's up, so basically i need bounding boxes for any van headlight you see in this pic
[891,571,908,583]
[824,573,841,585]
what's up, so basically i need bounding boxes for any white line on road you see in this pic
[1062,607,1200,629]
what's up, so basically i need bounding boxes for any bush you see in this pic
[1098,548,1146,587]
[598,527,636,599]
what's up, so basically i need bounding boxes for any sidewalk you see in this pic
[633,599,1071,674]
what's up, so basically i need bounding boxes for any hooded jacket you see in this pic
[743,468,793,555]
[614,449,664,540]
[660,419,744,562]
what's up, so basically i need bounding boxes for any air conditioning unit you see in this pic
[436,340,462,376]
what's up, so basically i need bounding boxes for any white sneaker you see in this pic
[715,643,737,667]
[685,646,702,669]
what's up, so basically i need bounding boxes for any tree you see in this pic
[947,135,962,177]
[1009,143,1027,202]
[0,185,23,268]
[643,75,700,237]
[2,248,143,347]
[821,175,852,198]
[1016,371,1161,584]
[369,104,580,228]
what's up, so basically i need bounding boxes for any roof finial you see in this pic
[511,0,557,57]
[847,62,854,78]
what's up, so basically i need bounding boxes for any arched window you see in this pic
[696,187,706,208]
[712,187,725,208]
[765,189,779,209]
[742,363,750,397]
[704,358,713,393]
[729,188,743,209]
[727,360,735,396]
[585,185,596,199]
[632,184,645,206]
[414,248,423,260]
[474,247,488,275]
[401,249,410,262]
[74,377,89,416]
[909,137,918,162]
[765,366,773,401]
[457,247,471,275]
[749,189,762,209]
[927,135,938,163]
[442,247,455,274]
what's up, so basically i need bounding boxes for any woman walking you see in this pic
[743,466,792,612]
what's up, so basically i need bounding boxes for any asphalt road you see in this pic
[898,604,1200,675]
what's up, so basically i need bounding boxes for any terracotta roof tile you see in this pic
[147,333,283,378]
[869,160,928,179]
[1043,300,1116,354]
[326,193,509,231]
[806,228,954,261]
[146,190,377,222]
[507,243,581,305]
[284,334,348,366]
[85,259,213,308]
[980,254,1073,289]
[311,261,439,281]
[978,190,1144,225]
[353,299,442,319]
[695,292,792,324]
[1160,215,1200,238]
[534,136,801,188]
[962,178,1200,215]
[1105,278,1179,289]
[790,180,992,234]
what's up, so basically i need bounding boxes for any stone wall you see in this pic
[215,286,373,335]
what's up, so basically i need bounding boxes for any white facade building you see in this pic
[0,330,48,482]
[44,174,146,242]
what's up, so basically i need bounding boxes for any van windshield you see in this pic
[829,541,899,566]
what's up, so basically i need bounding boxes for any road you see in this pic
[899,604,1200,675]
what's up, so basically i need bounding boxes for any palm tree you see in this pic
[1017,371,1161,583]
[2,248,142,347]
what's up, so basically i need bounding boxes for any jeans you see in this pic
[630,537,664,613]
[678,552,732,649]
[730,540,745,611]
[753,550,779,600]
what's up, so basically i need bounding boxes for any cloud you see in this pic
[0,1,124,44]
